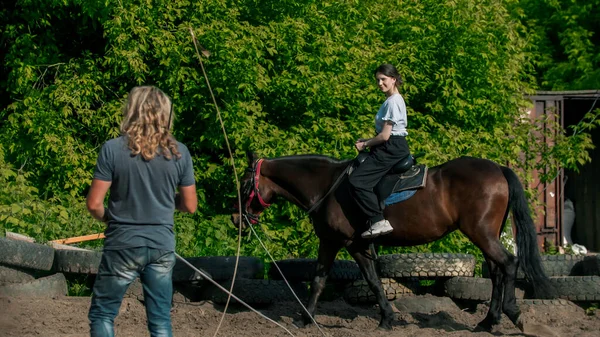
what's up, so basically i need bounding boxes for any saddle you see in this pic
[349,153,428,206]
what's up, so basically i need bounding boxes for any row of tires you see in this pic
[2,237,600,304]
[4,236,598,282]
[180,275,600,305]
[0,236,480,284]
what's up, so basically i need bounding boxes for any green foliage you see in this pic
[586,303,598,316]
[520,0,600,89]
[0,144,106,245]
[0,0,598,262]
[66,275,94,297]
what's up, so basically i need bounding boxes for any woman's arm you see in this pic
[355,122,393,151]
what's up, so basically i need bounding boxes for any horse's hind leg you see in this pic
[347,244,395,330]
[296,239,342,327]
[499,250,521,327]
[481,257,505,329]
[475,240,519,330]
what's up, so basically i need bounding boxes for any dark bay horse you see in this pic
[231,151,553,331]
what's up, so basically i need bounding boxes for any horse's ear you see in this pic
[246,149,257,166]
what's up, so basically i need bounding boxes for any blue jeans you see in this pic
[88,247,176,337]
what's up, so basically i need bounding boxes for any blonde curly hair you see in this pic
[120,86,181,161]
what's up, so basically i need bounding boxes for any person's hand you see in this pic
[355,141,367,152]
[101,207,109,223]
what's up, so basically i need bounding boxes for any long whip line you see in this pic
[245,217,327,336]
[174,253,295,336]
[189,26,326,337]
[188,27,245,337]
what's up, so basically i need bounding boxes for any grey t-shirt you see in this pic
[94,136,195,251]
[375,93,408,136]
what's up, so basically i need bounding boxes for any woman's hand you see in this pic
[355,141,368,152]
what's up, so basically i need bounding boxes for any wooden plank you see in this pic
[51,233,105,245]
[6,231,92,251]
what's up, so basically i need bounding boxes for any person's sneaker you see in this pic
[361,219,393,239]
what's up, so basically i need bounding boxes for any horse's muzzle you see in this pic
[230,213,244,229]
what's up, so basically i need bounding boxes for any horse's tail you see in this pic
[501,166,554,298]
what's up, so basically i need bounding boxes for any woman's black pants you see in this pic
[348,136,410,224]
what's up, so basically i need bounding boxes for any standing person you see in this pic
[86,86,197,337]
[350,64,411,239]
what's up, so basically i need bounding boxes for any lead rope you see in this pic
[188,27,256,337]
[243,215,327,337]
[174,253,295,336]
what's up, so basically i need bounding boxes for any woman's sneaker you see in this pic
[361,219,393,239]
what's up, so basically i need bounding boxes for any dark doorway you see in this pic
[563,96,600,252]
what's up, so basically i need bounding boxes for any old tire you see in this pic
[547,276,600,301]
[0,273,67,297]
[378,253,476,278]
[268,259,361,282]
[0,265,36,285]
[204,279,308,305]
[53,249,102,274]
[446,276,600,301]
[0,237,54,271]
[344,277,418,304]
[175,256,264,281]
[516,299,579,311]
[482,254,585,279]
[571,255,600,276]
[445,277,526,301]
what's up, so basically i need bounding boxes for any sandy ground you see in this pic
[0,295,598,337]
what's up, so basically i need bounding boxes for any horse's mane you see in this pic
[269,154,351,167]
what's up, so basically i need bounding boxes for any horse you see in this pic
[231,151,553,331]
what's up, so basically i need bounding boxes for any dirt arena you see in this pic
[0,295,598,337]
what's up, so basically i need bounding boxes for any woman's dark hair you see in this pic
[374,64,403,87]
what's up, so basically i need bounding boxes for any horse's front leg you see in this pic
[348,244,395,330]
[296,239,342,328]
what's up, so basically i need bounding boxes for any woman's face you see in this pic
[375,72,396,95]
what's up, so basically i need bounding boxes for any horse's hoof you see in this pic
[474,320,493,332]
[377,321,393,331]
[292,318,309,329]
[515,317,524,332]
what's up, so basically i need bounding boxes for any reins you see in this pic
[305,163,352,214]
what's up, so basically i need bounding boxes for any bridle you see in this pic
[240,158,352,225]
[241,159,271,224]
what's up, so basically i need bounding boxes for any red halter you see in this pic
[244,159,271,223]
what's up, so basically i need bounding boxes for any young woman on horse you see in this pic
[351,64,411,239]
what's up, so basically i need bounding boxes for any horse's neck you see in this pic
[263,157,347,209]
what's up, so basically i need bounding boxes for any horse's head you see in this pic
[231,151,274,229]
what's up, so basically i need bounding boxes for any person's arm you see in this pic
[175,184,197,213]
[86,179,112,222]
[355,122,393,151]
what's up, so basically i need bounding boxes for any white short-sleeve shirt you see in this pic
[375,93,408,136]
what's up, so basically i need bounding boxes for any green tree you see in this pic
[0,0,598,260]
[520,0,600,89]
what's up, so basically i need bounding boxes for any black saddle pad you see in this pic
[374,164,428,201]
